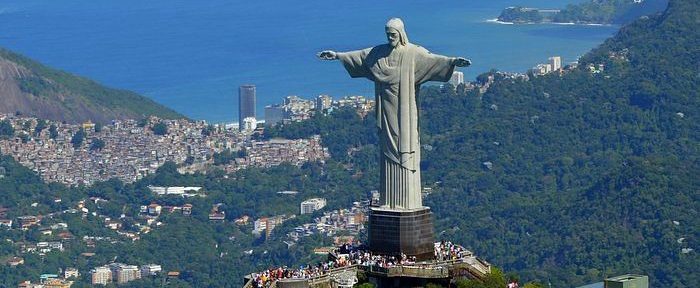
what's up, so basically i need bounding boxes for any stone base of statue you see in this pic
[368,206,435,261]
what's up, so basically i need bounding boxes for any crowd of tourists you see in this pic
[249,263,339,288]
[249,241,471,287]
[435,240,471,261]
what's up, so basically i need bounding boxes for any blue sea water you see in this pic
[0,1,617,123]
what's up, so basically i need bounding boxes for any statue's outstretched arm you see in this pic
[317,50,337,60]
[452,57,471,67]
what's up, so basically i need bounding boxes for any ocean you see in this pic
[0,0,618,123]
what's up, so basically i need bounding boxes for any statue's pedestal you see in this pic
[368,207,435,261]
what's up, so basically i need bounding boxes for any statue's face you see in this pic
[386,28,400,48]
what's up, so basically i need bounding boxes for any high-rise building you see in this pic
[549,56,562,71]
[264,105,288,127]
[239,84,256,130]
[300,198,327,215]
[449,71,464,87]
[91,266,112,285]
[253,217,268,235]
[115,265,141,284]
[316,95,332,111]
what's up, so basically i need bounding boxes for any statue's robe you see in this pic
[337,43,455,210]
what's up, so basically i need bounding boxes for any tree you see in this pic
[71,128,86,148]
[152,122,168,136]
[456,268,507,288]
[34,119,47,136]
[18,132,29,143]
[49,124,58,139]
[0,120,14,138]
[201,125,214,136]
[90,139,106,151]
[213,149,236,165]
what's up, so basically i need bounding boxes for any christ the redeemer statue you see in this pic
[319,18,470,211]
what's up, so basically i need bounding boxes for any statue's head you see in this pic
[386,18,409,48]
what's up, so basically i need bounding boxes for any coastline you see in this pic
[486,18,514,25]
[486,18,614,27]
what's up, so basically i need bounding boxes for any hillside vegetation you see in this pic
[0,48,184,123]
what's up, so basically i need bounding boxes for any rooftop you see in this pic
[606,274,648,282]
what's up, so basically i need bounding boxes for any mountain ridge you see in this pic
[0,47,185,123]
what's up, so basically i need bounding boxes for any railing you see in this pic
[361,261,450,278]
[243,254,491,287]
[245,265,359,288]
[359,256,490,279]
[307,265,358,285]
[242,278,254,288]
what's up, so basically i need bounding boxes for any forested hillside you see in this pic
[423,0,698,285]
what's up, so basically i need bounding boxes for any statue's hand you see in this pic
[454,57,471,67]
[318,50,337,60]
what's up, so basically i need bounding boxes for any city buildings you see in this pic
[140,264,162,276]
[576,274,649,288]
[264,105,287,127]
[288,200,368,243]
[114,264,141,284]
[209,204,226,221]
[42,279,73,288]
[0,114,327,185]
[300,198,327,215]
[147,203,162,216]
[0,219,12,228]
[241,117,257,132]
[18,281,44,288]
[7,256,24,266]
[449,71,464,87]
[531,63,552,75]
[91,266,112,285]
[239,84,256,130]
[18,279,73,288]
[90,263,159,285]
[63,267,79,279]
[265,94,375,127]
[182,204,193,216]
[549,56,562,71]
[148,186,203,197]
[252,215,294,238]
[316,95,333,112]
[531,56,563,76]
[17,216,40,230]
[253,217,268,235]
[604,274,648,288]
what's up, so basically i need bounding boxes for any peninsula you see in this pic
[496,0,668,24]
